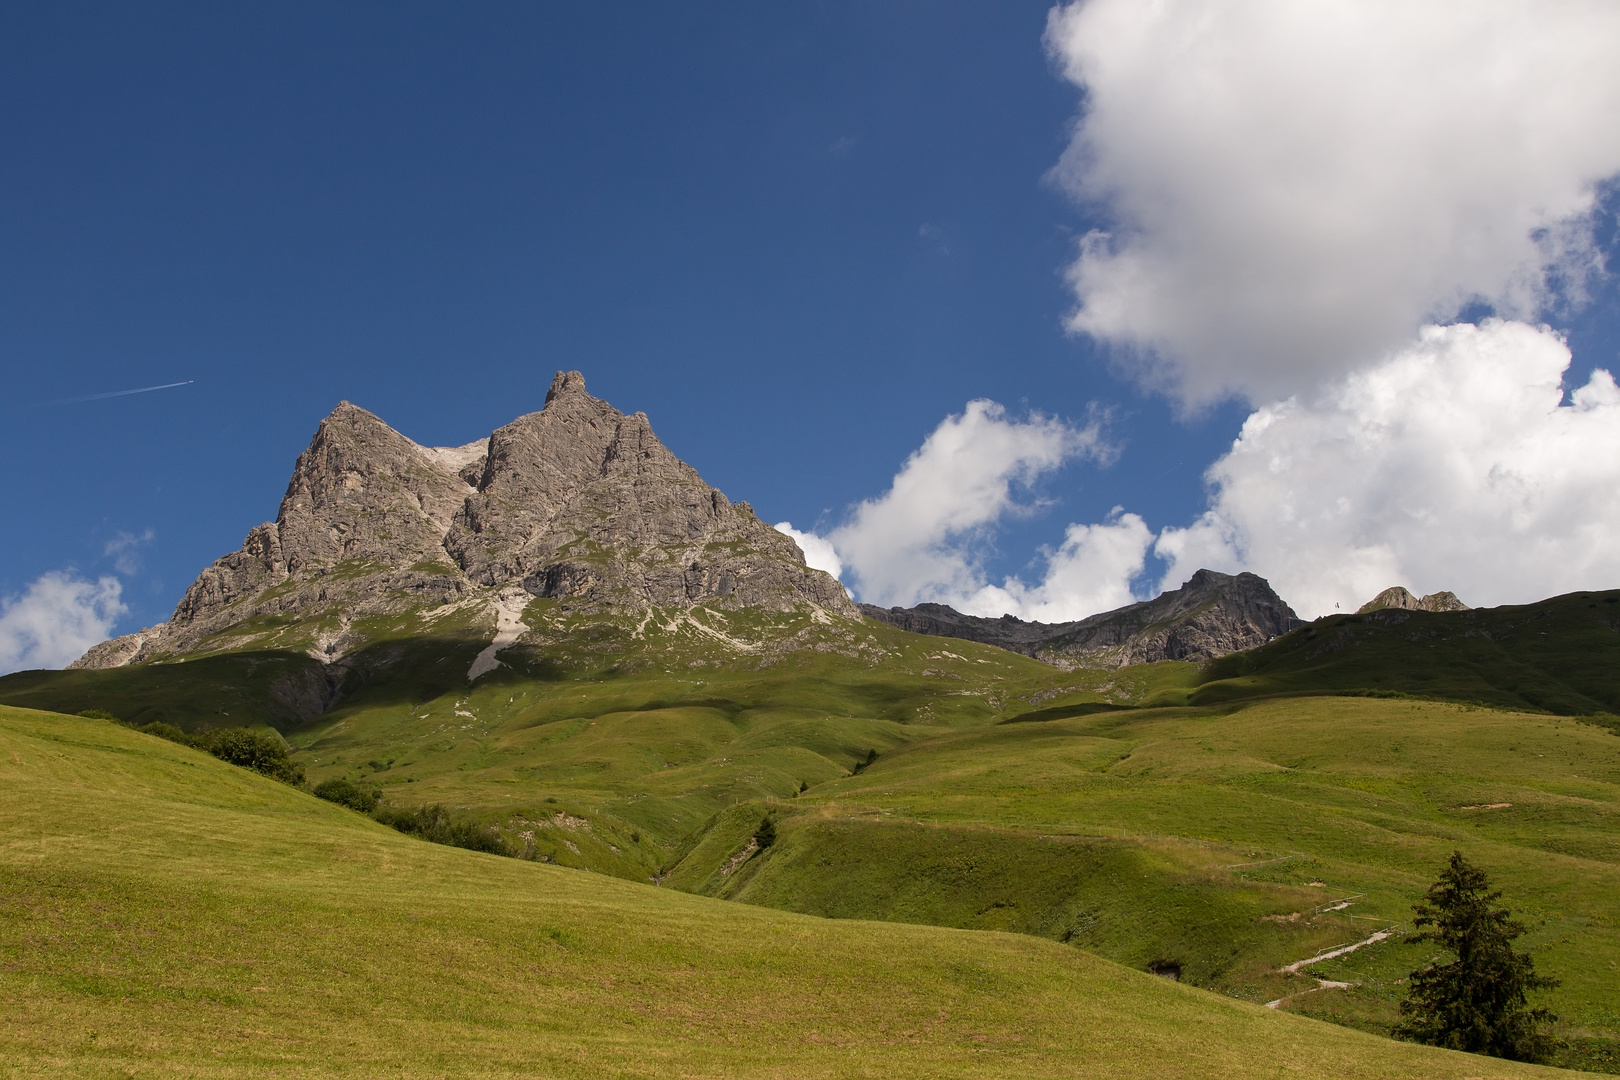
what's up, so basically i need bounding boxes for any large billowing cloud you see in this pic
[801,325,1620,623]
[1157,320,1620,617]
[0,571,126,674]
[777,400,1143,618]
[1046,0,1620,406]
[785,5,1620,624]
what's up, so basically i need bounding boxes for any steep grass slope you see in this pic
[2,705,1573,1079]
[1192,589,1620,715]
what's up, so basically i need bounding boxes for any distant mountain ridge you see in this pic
[74,371,852,669]
[859,569,1303,669]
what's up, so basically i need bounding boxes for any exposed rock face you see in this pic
[68,623,169,670]
[860,569,1303,669]
[87,371,853,666]
[442,371,844,612]
[1357,586,1469,614]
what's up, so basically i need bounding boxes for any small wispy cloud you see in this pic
[103,529,156,575]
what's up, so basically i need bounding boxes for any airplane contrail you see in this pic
[45,380,195,405]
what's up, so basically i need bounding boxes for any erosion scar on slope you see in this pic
[468,590,532,681]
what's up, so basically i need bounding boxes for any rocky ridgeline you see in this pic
[1356,586,1469,614]
[74,371,853,669]
[860,569,1303,669]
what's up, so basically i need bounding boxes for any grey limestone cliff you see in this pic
[860,569,1303,669]
[83,371,853,667]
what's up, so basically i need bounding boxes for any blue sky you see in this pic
[3,2,1620,669]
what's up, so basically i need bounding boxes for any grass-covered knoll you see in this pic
[678,696,1617,1065]
[0,705,1580,1079]
[1192,588,1620,715]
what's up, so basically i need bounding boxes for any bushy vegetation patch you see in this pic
[207,728,307,784]
[312,777,381,813]
[88,711,308,786]
[372,803,510,855]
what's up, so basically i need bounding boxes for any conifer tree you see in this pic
[753,815,777,851]
[1395,851,1558,1063]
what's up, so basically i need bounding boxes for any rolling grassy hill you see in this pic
[671,696,1620,1068]
[5,590,1619,1070]
[0,705,1584,1078]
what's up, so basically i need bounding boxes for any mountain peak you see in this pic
[545,369,588,404]
[93,373,853,665]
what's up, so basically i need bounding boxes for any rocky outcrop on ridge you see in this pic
[860,569,1303,669]
[69,623,170,670]
[85,371,854,666]
[1357,586,1469,614]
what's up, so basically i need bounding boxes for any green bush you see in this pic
[313,777,381,814]
[77,709,118,721]
[373,804,510,856]
[125,719,302,785]
[206,728,306,786]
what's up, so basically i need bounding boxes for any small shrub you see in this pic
[137,720,194,745]
[313,777,381,814]
[630,830,642,844]
[77,709,118,721]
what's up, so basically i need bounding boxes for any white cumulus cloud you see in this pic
[0,571,127,674]
[1046,0,1620,406]
[958,508,1152,622]
[788,399,1144,619]
[1156,319,1620,617]
[774,522,844,581]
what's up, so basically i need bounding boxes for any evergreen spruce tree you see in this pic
[752,815,777,851]
[1395,851,1558,1063]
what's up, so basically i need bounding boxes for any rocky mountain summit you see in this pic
[1356,586,1469,614]
[860,569,1303,669]
[76,371,853,668]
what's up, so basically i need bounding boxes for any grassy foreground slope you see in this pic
[0,706,1576,1080]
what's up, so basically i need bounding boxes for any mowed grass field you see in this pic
[0,705,1585,1079]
